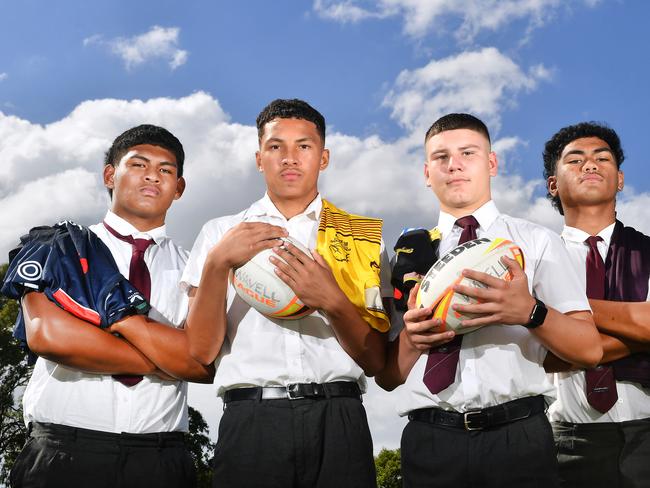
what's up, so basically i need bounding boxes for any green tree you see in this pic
[375,447,402,488]
[187,405,215,487]
[0,263,215,486]
[0,263,30,486]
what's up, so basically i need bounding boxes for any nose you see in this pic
[144,167,160,182]
[282,147,299,166]
[446,155,462,173]
[583,157,598,173]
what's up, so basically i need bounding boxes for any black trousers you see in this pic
[212,396,376,488]
[10,422,196,488]
[401,411,559,488]
[553,418,650,488]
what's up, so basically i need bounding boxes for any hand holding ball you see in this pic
[416,238,525,334]
[232,236,314,320]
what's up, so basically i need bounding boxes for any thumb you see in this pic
[407,283,421,310]
[502,255,524,280]
[311,250,331,270]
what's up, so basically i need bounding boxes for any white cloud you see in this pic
[383,47,550,133]
[84,26,188,70]
[0,72,7,82]
[314,0,597,42]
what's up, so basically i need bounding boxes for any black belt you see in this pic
[29,422,186,447]
[223,381,361,403]
[408,395,546,431]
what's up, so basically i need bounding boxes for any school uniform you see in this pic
[181,193,392,488]
[10,211,195,488]
[549,222,650,488]
[397,200,589,488]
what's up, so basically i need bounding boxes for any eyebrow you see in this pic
[266,136,316,144]
[563,147,613,158]
[128,154,177,167]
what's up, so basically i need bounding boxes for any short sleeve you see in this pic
[181,220,224,292]
[532,230,590,314]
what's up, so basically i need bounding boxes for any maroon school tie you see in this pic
[423,216,478,394]
[104,222,155,386]
[584,235,618,413]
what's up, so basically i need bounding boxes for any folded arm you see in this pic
[110,316,215,383]
[590,299,650,343]
[23,291,157,375]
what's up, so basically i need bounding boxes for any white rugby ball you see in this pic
[232,236,314,320]
[416,237,525,334]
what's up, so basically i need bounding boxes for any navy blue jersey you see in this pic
[1,221,150,352]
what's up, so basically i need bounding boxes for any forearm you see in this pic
[591,299,650,343]
[532,309,602,369]
[375,329,421,390]
[113,316,215,383]
[185,258,230,365]
[325,290,387,376]
[24,293,156,375]
[545,333,647,372]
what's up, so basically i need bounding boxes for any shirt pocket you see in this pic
[150,270,188,327]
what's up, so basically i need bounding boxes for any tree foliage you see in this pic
[0,263,30,486]
[375,447,402,488]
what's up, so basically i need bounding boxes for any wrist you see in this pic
[524,298,548,329]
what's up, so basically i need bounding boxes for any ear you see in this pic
[319,148,330,171]
[547,175,558,197]
[103,164,115,190]
[423,162,431,187]
[488,151,498,177]
[255,150,263,172]
[174,176,186,200]
[617,170,624,191]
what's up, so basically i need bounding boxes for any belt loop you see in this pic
[256,387,263,402]
[71,426,78,442]
[157,433,164,450]
[323,383,332,399]
[27,422,33,436]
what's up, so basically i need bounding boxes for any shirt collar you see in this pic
[103,210,167,245]
[245,192,322,221]
[561,221,616,246]
[436,200,499,238]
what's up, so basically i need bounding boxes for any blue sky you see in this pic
[2,0,649,450]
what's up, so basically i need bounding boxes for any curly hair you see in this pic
[543,122,624,215]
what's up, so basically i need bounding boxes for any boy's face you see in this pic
[424,128,497,216]
[548,136,623,212]
[103,144,185,227]
[256,117,329,203]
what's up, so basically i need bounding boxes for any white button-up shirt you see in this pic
[181,193,392,396]
[23,211,189,433]
[548,222,650,423]
[397,200,590,415]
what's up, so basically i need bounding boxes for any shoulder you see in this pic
[198,208,249,238]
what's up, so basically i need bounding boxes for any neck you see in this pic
[441,199,489,219]
[268,191,318,220]
[111,209,165,232]
[563,202,616,236]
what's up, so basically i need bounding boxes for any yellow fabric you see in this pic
[316,200,389,332]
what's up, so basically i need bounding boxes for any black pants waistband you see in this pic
[408,395,546,431]
[29,422,186,447]
[223,381,361,403]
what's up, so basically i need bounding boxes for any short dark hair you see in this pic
[104,124,185,176]
[543,122,624,215]
[256,99,326,143]
[424,113,491,146]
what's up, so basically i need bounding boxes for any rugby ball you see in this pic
[416,238,525,334]
[232,236,314,320]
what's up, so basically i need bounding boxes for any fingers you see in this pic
[460,268,504,288]
[407,283,420,310]
[501,255,524,278]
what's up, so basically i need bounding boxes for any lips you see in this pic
[447,178,469,185]
[580,174,603,183]
[140,185,160,196]
[280,170,302,181]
